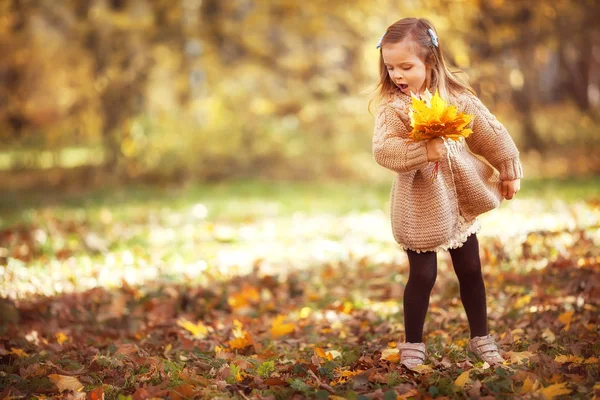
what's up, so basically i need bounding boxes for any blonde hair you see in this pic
[369,18,475,113]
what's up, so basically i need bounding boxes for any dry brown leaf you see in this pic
[48,374,84,392]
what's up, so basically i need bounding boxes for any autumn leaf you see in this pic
[56,332,69,345]
[454,370,470,388]
[10,348,28,358]
[408,89,473,142]
[227,284,260,310]
[541,328,556,343]
[331,368,365,385]
[380,348,400,363]
[520,376,537,394]
[270,315,295,337]
[409,364,433,374]
[539,382,572,399]
[398,389,421,399]
[170,383,198,400]
[505,351,535,364]
[177,318,209,339]
[314,347,341,360]
[228,321,253,349]
[558,311,574,331]
[48,374,84,392]
[554,355,584,364]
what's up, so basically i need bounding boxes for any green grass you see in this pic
[1,176,598,228]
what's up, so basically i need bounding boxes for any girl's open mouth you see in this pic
[399,84,409,91]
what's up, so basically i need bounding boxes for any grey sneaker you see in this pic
[399,342,427,369]
[467,334,504,365]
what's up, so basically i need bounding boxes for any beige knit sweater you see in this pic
[373,88,523,252]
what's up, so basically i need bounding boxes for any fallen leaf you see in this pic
[558,311,574,331]
[520,376,536,394]
[398,389,420,399]
[270,315,295,337]
[554,355,584,364]
[380,348,400,363]
[505,351,535,364]
[177,318,208,339]
[170,383,197,400]
[56,332,69,345]
[228,332,252,349]
[454,370,470,388]
[9,348,28,358]
[48,374,84,392]
[409,364,433,374]
[88,387,104,400]
[539,382,572,399]
[541,328,555,344]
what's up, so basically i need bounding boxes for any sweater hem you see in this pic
[398,217,482,253]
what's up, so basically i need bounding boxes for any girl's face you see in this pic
[382,39,430,96]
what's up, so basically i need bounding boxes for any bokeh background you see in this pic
[1,0,599,189]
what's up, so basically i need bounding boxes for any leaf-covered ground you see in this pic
[1,179,599,399]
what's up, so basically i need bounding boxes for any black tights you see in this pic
[403,233,488,342]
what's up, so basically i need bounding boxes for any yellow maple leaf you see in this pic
[10,348,28,358]
[409,364,433,374]
[408,89,473,143]
[270,315,295,337]
[558,311,574,331]
[539,382,572,399]
[520,376,536,394]
[554,355,584,364]
[227,285,260,310]
[380,348,400,363]
[514,295,531,308]
[454,370,470,388]
[177,318,209,339]
[331,368,365,386]
[314,347,333,360]
[56,332,69,345]
[505,351,535,364]
[229,332,252,349]
[584,356,599,364]
[48,374,84,392]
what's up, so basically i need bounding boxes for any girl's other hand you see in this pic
[426,137,445,162]
[502,179,520,200]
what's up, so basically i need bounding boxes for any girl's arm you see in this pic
[462,93,524,181]
[372,104,432,173]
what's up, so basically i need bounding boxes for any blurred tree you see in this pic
[468,0,600,150]
[0,0,598,183]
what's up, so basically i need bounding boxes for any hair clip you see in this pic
[428,28,439,47]
[376,33,385,49]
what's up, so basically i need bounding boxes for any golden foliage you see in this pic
[409,89,473,142]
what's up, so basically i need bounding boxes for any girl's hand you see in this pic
[426,137,445,162]
[502,179,520,200]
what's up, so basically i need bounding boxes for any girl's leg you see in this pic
[448,233,488,338]
[404,249,437,343]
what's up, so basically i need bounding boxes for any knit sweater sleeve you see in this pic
[463,93,524,181]
[372,103,430,173]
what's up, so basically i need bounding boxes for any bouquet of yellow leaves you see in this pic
[408,89,474,182]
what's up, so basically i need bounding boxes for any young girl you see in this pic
[371,18,523,369]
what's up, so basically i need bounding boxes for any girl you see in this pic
[371,18,523,369]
